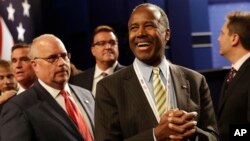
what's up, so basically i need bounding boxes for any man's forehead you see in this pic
[130,6,161,22]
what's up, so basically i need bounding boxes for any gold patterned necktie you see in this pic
[152,67,167,117]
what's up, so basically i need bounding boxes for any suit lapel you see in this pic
[124,66,158,124]
[38,100,81,137]
[33,82,83,139]
[219,57,250,114]
[169,64,190,111]
[70,86,95,128]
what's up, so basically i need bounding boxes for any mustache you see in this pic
[57,66,70,73]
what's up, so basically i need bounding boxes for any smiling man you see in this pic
[94,3,218,141]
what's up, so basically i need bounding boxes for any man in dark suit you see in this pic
[70,25,124,97]
[11,43,37,94]
[0,34,94,141]
[217,11,250,141]
[95,3,218,141]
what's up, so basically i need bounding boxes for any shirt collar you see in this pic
[134,57,169,82]
[232,52,250,71]
[17,83,26,95]
[94,61,118,78]
[38,79,71,98]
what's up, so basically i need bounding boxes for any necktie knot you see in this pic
[60,89,68,97]
[153,67,160,75]
[101,72,108,77]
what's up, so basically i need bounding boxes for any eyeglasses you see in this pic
[93,40,117,47]
[33,53,71,64]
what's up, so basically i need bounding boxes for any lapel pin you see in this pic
[181,85,187,89]
[84,100,89,103]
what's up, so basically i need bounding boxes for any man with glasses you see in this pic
[0,34,95,141]
[70,25,124,97]
[11,43,37,94]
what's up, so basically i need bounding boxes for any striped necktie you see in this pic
[152,67,167,117]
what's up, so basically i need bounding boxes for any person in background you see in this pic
[95,3,218,141]
[0,59,17,109]
[217,11,250,141]
[70,63,83,77]
[11,43,37,94]
[70,25,124,97]
[0,34,94,141]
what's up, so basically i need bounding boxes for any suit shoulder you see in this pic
[171,64,204,78]
[69,84,93,98]
[107,65,132,78]
[69,67,95,89]
[70,68,94,80]
[3,88,38,109]
[116,63,126,71]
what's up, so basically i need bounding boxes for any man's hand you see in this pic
[0,90,17,104]
[154,109,197,141]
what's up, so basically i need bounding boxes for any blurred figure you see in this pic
[217,11,250,141]
[70,63,83,76]
[1,34,94,141]
[70,25,124,96]
[95,3,218,141]
[0,59,17,107]
[11,43,37,94]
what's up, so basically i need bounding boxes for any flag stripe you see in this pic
[0,17,14,60]
[0,17,3,57]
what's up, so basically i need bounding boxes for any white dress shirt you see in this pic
[38,79,94,137]
[92,61,118,96]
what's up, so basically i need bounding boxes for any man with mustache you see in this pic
[0,34,95,141]
[70,25,124,97]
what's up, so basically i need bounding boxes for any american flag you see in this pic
[0,0,35,60]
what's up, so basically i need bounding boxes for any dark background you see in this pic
[21,0,248,71]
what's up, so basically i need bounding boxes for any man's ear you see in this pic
[30,60,38,73]
[91,47,95,56]
[231,33,240,46]
[165,29,170,41]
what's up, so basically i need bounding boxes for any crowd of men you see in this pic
[0,3,249,141]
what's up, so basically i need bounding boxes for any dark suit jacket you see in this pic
[95,64,219,141]
[218,57,250,141]
[69,63,125,91]
[0,81,95,141]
